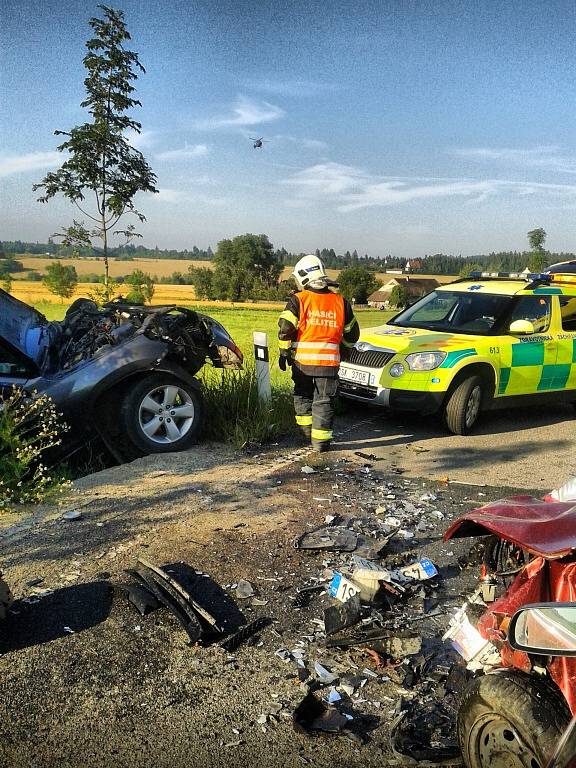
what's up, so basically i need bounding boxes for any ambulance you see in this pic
[339,272,576,434]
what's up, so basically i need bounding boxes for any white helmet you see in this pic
[292,254,328,289]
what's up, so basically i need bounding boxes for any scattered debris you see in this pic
[219,617,272,652]
[62,510,82,521]
[235,579,255,599]
[324,594,362,635]
[293,691,349,735]
[294,527,358,552]
[301,466,316,474]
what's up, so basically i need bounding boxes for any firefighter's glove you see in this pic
[279,354,291,371]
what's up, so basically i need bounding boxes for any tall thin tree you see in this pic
[34,5,157,292]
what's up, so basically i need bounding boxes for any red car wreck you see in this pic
[445,496,576,714]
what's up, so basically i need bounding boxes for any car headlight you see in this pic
[389,363,405,378]
[405,351,447,371]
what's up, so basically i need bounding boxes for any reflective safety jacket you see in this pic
[278,287,359,377]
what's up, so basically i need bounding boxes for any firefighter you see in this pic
[278,254,359,452]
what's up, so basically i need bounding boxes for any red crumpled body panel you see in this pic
[478,557,576,715]
[444,496,576,558]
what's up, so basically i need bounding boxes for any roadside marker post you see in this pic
[253,331,272,403]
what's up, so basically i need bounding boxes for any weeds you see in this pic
[201,364,295,449]
[0,389,70,512]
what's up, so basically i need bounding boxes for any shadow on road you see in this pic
[0,581,113,653]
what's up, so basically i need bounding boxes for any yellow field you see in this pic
[13,256,211,279]
[9,280,285,309]
[12,255,457,286]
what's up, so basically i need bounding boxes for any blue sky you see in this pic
[2,0,576,257]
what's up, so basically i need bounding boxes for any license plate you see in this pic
[339,366,370,385]
[329,572,361,603]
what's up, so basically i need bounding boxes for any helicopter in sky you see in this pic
[249,137,266,149]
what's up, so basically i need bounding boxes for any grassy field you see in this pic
[32,300,392,370]
[29,300,393,447]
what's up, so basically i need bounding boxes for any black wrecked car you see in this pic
[0,290,243,460]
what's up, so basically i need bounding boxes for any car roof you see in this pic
[436,274,576,297]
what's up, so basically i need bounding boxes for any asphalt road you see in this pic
[334,399,576,491]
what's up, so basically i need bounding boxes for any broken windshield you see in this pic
[390,290,514,335]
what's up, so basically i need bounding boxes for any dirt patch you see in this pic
[0,443,537,768]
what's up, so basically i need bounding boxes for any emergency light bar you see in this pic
[467,271,550,282]
[466,271,576,286]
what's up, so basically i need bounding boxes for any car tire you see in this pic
[457,671,570,768]
[119,374,204,455]
[444,375,484,435]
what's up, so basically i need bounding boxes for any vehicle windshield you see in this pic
[391,290,514,335]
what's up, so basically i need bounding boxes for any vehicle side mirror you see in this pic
[509,319,535,335]
[509,603,576,656]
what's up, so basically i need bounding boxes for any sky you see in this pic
[2,0,576,258]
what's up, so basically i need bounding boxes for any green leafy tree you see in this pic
[389,283,409,308]
[125,269,154,304]
[337,267,378,304]
[43,262,78,301]
[188,266,215,299]
[211,234,282,301]
[527,227,548,272]
[33,6,157,294]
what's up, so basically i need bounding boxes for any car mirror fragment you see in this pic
[509,602,576,656]
[509,319,536,334]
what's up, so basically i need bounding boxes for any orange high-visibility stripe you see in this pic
[294,291,345,369]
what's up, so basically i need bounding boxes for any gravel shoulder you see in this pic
[0,437,546,768]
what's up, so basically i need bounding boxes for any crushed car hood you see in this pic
[444,496,576,558]
[358,324,475,354]
[0,288,53,365]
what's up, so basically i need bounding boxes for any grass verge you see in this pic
[200,365,295,450]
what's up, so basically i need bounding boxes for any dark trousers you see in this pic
[292,367,338,449]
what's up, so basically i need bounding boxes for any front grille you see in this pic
[345,348,394,368]
[339,382,379,399]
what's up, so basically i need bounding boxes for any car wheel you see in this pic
[119,374,204,455]
[444,375,484,435]
[457,672,570,768]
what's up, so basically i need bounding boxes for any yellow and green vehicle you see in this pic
[339,272,576,434]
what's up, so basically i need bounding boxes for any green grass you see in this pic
[30,301,394,448]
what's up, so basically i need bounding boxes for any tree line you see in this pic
[4,240,574,275]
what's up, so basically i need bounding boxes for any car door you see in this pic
[498,295,557,395]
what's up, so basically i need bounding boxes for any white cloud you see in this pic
[155,144,210,161]
[0,151,60,177]
[153,187,227,207]
[125,129,157,151]
[192,96,285,129]
[453,145,576,174]
[281,162,576,211]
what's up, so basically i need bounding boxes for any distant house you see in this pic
[367,276,440,308]
[404,258,423,273]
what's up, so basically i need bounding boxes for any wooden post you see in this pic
[253,331,271,403]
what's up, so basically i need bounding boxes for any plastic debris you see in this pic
[293,692,349,736]
[314,661,339,685]
[236,580,255,599]
[220,617,272,652]
[324,595,362,636]
[294,527,358,552]
[62,510,82,521]
[301,466,316,474]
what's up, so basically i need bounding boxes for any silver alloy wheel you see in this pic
[465,384,482,428]
[471,714,542,768]
[138,384,195,444]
